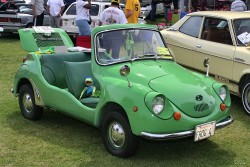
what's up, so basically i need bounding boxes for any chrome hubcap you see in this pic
[22,93,33,114]
[108,122,125,148]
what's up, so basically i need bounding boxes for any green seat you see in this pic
[63,61,100,108]
[40,52,91,88]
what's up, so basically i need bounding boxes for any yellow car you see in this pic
[161,11,250,115]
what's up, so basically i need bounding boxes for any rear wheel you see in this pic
[241,81,250,115]
[102,111,139,158]
[18,84,43,120]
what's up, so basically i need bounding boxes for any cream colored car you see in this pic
[161,11,250,115]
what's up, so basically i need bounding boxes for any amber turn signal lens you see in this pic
[220,103,227,111]
[133,106,138,112]
[173,112,181,120]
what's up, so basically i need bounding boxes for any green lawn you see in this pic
[0,22,249,166]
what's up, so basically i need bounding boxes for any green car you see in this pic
[13,24,233,158]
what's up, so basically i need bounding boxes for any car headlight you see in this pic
[219,86,227,101]
[152,96,165,115]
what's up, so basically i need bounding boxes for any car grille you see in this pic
[32,33,64,47]
[194,103,209,112]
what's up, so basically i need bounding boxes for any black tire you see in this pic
[101,111,139,158]
[241,81,250,115]
[18,84,43,120]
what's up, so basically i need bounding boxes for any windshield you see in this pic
[233,18,250,46]
[95,29,172,65]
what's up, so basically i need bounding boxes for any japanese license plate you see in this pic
[194,121,216,142]
[0,27,3,32]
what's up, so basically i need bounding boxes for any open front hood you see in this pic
[149,72,216,118]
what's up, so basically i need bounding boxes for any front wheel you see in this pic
[18,84,44,120]
[241,81,250,115]
[101,111,139,158]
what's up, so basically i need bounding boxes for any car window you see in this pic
[180,16,202,38]
[201,17,232,45]
[65,4,100,16]
[233,19,250,46]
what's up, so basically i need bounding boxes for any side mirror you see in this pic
[203,57,209,76]
[120,65,132,87]
[203,57,209,67]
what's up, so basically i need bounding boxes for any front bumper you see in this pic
[141,116,233,140]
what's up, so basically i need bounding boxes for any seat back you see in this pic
[63,61,99,99]
[40,52,91,88]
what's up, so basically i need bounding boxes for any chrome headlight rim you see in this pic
[152,95,165,115]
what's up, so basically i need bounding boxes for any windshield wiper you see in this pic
[137,54,157,58]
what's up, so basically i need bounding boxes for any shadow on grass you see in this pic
[5,107,236,166]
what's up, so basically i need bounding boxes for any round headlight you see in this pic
[152,96,165,115]
[219,86,227,101]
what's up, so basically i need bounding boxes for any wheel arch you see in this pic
[239,74,250,94]
[97,102,129,128]
[16,78,44,106]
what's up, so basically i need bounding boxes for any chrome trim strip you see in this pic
[141,116,233,140]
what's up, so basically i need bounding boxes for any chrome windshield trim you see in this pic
[141,116,233,140]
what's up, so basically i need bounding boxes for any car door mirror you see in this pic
[203,57,209,67]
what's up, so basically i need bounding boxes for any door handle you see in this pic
[196,44,202,48]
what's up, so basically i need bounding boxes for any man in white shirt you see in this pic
[99,0,127,26]
[231,0,247,11]
[31,0,44,26]
[47,0,65,28]
[98,0,127,59]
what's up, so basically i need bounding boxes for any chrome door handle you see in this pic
[196,44,202,48]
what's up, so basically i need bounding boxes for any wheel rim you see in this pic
[108,122,125,149]
[22,93,33,114]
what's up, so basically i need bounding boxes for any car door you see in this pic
[165,16,203,67]
[193,17,235,89]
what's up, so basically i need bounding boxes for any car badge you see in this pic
[195,95,203,101]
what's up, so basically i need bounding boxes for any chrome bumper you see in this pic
[141,116,233,140]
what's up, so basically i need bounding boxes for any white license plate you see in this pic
[194,121,216,141]
[0,27,3,32]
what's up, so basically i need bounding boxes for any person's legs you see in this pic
[76,19,91,36]
[50,16,56,27]
[150,2,157,21]
[35,12,44,26]
[55,17,61,28]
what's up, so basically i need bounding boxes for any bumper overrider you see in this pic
[141,116,233,140]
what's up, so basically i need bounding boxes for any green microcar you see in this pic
[12,24,233,158]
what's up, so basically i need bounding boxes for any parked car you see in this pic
[161,11,250,115]
[61,1,146,35]
[13,24,233,158]
[0,2,49,34]
[140,2,165,19]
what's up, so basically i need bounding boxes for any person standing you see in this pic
[162,0,172,25]
[75,0,91,36]
[190,0,198,12]
[46,0,65,28]
[200,0,207,11]
[124,0,141,23]
[99,0,127,59]
[231,0,247,11]
[31,0,44,26]
[173,0,178,13]
[150,0,159,21]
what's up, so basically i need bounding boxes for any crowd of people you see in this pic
[30,0,249,35]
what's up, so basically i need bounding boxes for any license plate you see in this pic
[194,121,216,141]
[0,27,3,32]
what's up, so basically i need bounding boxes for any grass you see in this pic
[0,18,249,166]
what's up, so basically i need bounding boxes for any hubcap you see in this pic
[108,122,125,148]
[22,93,33,114]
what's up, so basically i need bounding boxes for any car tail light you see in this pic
[0,18,21,23]
[0,18,8,22]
